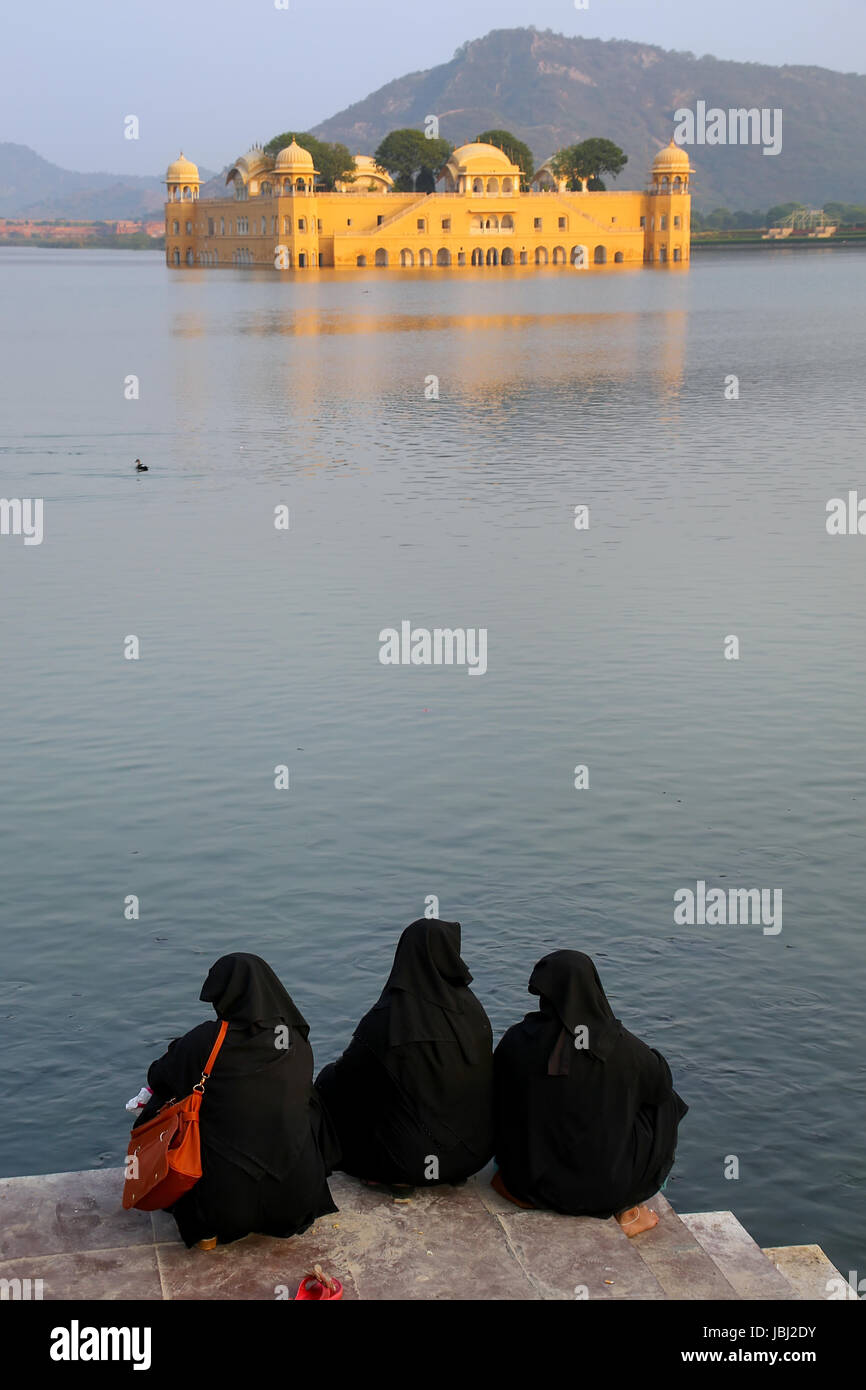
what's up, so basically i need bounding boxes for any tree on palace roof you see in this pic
[374,129,454,193]
[551,138,628,192]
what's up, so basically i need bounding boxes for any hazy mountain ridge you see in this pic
[312,29,866,209]
[0,143,212,220]
[3,28,864,218]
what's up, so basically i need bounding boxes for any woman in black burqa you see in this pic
[492,950,687,1235]
[316,919,494,1188]
[134,953,338,1247]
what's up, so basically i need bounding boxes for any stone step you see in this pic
[761,1244,858,1301]
[2,1167,842,1301]
[681,1212,800,1299]
[626,1196,742,1299]
[478,1171,740,1300]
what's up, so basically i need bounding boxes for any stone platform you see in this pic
[0,1165,853,1301]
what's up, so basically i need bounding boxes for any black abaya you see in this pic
[316,920,494,1185]
[135,953,337,1246]
[493,950,687,1217]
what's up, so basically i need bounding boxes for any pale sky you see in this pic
[2,0,863,175]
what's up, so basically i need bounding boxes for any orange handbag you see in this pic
[122,1020,228,1211]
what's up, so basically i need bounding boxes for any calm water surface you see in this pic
[1,246,864,1278]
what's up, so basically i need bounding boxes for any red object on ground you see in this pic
[295,1265,344,1300]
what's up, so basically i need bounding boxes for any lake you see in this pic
[1,245,864,1280]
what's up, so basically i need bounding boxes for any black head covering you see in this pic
[384,919,471,1007]
[529,950,623,1071]
[201,952,309,1036]
[371,919,477,1052]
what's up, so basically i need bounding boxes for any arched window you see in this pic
[356,254,367,266]
[296,177,306,190]
[593,245,607,264]
[501,247,515,265]
[436,248,451,266]
[552,246,566,264]
[261,216,266,235]
[418,248,433,267]
[614,251,624,263]
[571,245,588,266]
[172,220,179,235]
[501,214,514,231]
[486,177,499,194]
[486,246,498,265]
[186,249,194,265]
[172,248,180,266]
[673,176,682,191]
[185,221,192,234]
[502,177,514,194]
[284,216,292,233]
[400,248,414,266]
[472,177,484,194]
[375,247,388,266]
[535,246,548,265]
[484,215,499,232]
[471,247,483,266]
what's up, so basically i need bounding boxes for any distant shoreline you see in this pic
[692,234,866,252]
[0,238,164,250]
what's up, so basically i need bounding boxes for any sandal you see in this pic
[295,1264,343,1300]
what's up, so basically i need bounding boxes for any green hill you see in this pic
[312,27,866,210]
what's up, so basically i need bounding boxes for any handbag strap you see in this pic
[193,1019,229,1094]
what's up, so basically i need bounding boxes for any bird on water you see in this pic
[135,459,148,472]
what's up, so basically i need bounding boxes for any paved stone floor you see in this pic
[0,1164,852,1300]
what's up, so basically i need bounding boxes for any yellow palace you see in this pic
[164,137,693,272]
